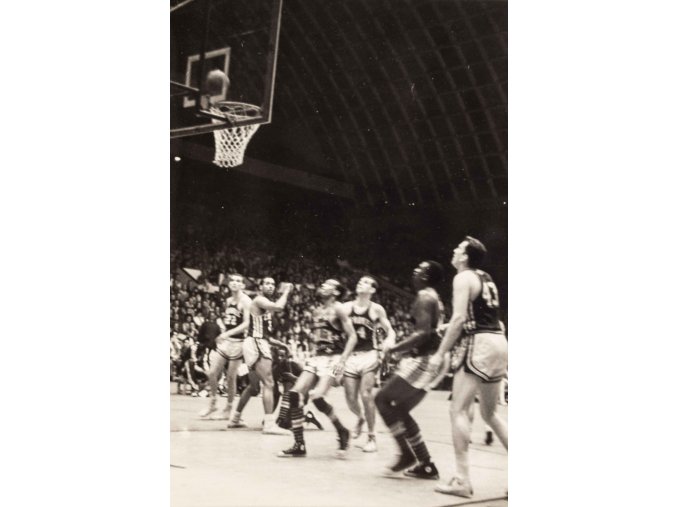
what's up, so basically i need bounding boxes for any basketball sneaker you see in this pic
[227,413,247,428]
[362,435,377,453]
[382,451,416,477]
[198,403,217,418]
[335,427,350,458]
[304,410,323,430]
[209,405,231,420]
[404,462,439,480]
[434,477,473,498]
[278,442,306,457]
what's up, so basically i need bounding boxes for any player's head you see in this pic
[259,277,276,297]
[451,236,487,270]
[412,261,444,290]
[355,275,378,297]
[317,279,345,301]
[228,273,245,293]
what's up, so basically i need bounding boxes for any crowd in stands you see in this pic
[170,235,422,393]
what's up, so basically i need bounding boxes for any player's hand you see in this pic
[281,282,294,293]
[333,359,346,377]
[429,352,444,372]
[436,323,449,336]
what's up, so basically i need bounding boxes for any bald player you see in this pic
[277,279,358,458]
[376,261,444,480]
[431,237,508,498]
[341,276,396,453]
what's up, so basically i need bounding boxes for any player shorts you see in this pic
[395,355,440,391]
[343,349,379,379]
[242,336,273,368]
[453,332,508,383]
[216,337,244,361]
[303,354,341,378]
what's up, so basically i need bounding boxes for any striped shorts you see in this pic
[395,355,440,391]
[242,336,273,368]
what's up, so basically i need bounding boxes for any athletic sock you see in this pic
[313,397,346,432]
[404,420,432,463]
[276,392,290,427]
[388,420,412,456]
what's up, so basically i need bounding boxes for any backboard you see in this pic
[170,0,283,138]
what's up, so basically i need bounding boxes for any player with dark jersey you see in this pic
[277,279,358,458]
[341,276,396,452]
[431,237,508,498]
[376,261,443,480]
[199,274,251,420]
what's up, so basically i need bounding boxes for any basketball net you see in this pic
[209,102,261,168]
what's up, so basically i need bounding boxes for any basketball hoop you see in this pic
[209,101,262,168]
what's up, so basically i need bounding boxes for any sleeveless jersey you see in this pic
[349,302,378,352]
[463,270,503,335]
[410,289,443,357]
[311,305,345,356]
[223,299,245,338]
[250,306,274,340]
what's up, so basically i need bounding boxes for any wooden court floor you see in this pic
[171,387,508,507]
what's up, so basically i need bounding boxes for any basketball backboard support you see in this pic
[170,0,283,138]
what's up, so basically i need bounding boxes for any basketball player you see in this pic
[277,279,358,458]
[231,277,292,434]
[342,276,396,453]
[375,261,443,480]
[431,237,508,498]
[199,274,251,419]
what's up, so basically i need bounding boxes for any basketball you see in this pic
[206,69,229,97]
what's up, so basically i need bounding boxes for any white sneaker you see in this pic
[228,418,248,428]
[198,405,217,418]
[362,437,377,453]
[262,424,291,435]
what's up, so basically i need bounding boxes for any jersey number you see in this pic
[482,282,500,308]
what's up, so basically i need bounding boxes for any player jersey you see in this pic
[250,308,274,340]
[349,302,378,352]
[223,299,245,339]
[463,270,503,335]
[311,305,345,356]
[410,290,443,357]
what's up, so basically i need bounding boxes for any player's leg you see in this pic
[342,375,364,437]
[435,367,479,497]
[254,357,288,434]
[376,375,427,473]
[477,380,508,450]
[311,373,351,457]
[199,351,227,417]
[360,367,378,451]
[229,370,260,428]
[278,371,318,457]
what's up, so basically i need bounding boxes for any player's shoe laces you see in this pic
[304,410,323,430]
[362,435,377,453]
[335,427,350,458]
[278,442,306,457]
[382,452,416,477]
[434,477,473,498]
[352,417,365,439]
[404,462,439,480]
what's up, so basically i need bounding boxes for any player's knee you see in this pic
[312,397,331,414]
[360,387,374,402]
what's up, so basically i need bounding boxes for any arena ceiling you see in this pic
[174,0,508,210]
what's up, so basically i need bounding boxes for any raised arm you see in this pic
[254,283,293,313]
